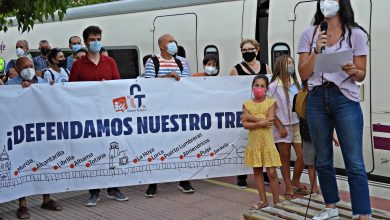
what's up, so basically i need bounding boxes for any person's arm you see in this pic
[162,72,180,81]
[143,59,156,78]
[274,116,287,138]
[230,67,238,76]
[342,56,366,82]
[0,78,4,85]
[298,29,326,81]
[111,59,121,80]
[21,81,32,88]
[242,113,262,123]
[242,105,263,130]
[342,30,369,82]
[265,64,273,75]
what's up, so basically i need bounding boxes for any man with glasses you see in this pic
[69,25,128,206]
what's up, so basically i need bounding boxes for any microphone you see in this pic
[320,21,328,53]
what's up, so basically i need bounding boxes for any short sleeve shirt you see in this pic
[143,55,188,78]
[43,68,70,83]
[69,55,120,82]
[268,79,299,126]
[297,26,368,102]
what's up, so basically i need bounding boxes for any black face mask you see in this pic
[41,48,50,56]
[57,59,67,68]
[242,52,256,62]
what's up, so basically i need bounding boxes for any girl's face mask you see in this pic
[253,87,266,98]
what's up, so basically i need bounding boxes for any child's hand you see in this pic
[278,126,288,138]
[259,118,273,128]
[241,113,249,123]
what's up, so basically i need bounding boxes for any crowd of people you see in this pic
[0,0,371,219]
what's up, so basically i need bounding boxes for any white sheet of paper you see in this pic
[314,49,353,73]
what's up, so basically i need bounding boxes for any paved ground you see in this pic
[0,179,259,220]
[1,176,389,220]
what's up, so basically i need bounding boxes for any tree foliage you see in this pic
[0,0,113,33]
[69,0,113,7]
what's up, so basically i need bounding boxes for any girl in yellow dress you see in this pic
[242,75,282,209]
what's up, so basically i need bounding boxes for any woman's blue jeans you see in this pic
[306,83,371,215]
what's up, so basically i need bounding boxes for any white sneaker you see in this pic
[312,208,339,220]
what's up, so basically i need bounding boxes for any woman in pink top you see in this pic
[297,0,370,219]
[268,55,307,200]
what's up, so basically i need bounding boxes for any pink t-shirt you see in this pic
[297,26,368,102]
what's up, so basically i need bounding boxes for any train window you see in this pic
[271,43,290,69]
[106,47,139,79]
[204,45,219,57]
[204,45,220,74]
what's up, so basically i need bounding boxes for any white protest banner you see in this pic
[0,77,253,203]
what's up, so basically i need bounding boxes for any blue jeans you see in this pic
[306,84,371,215]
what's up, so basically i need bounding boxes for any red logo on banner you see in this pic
[113,97,128,112]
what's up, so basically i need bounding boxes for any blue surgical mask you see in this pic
[71,44,82,53]
[167,42,178,56]
[88,41,102,54]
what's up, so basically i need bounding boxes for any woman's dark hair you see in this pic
[177,45,186,58]
[313,0,369,49]
[47,48,62,64]
[203,54,219,69]
[251,74,269,88]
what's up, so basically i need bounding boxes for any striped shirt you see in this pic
[144,55,188,78]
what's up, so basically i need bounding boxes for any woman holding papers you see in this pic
[297,0,370,220]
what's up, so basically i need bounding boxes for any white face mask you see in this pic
[205,66,217,75]
[16,48,25,57]
[320,0,339,18]
[20,68,35,81]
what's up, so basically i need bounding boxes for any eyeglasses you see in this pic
[241,48,256,53]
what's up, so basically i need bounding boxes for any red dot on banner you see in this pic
[197,153,201,158]
[70,164,75,169]
[160,156,165,161]
[53,165,59,170]
[133,159,138,164]
[179,155,184,160]
[147,157,153,162]
[86,162,91,168]
[14,171,19,176]
[210,152,215,157]
[32,167,37,172]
